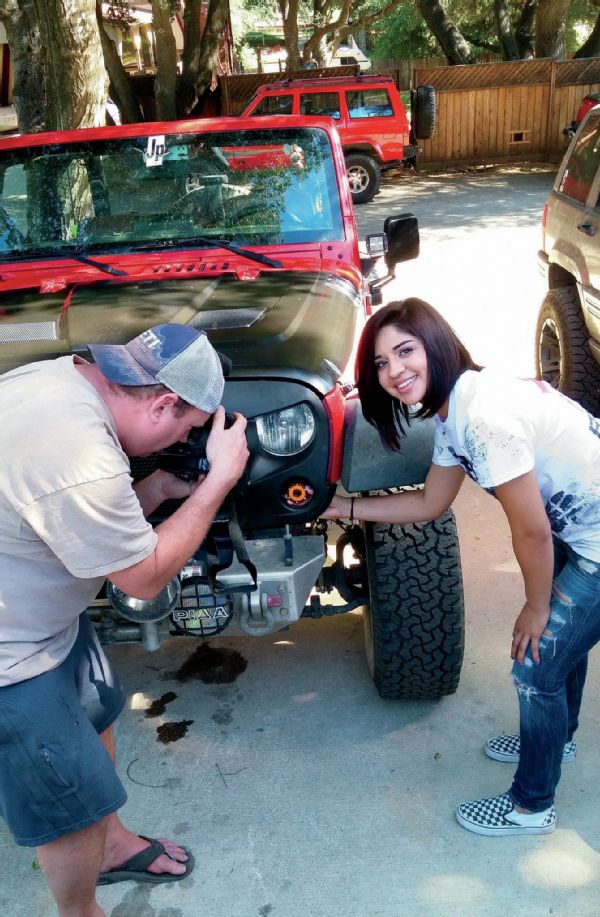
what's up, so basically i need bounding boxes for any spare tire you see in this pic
[412,85,436,140]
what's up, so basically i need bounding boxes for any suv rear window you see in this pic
[252,95,293,116]
[299,93,341,119]
[346,89,393,119]
[559,115,600,204]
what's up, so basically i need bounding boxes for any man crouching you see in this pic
[0,324,248,916]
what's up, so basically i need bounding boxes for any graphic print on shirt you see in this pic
[446,445,496,496]
[546,488,600,534]
[588,413,600,441]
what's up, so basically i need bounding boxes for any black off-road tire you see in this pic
[536,286,600,415]
[412,85,436,140]
[344,153,381,205]
[363,510,464,699]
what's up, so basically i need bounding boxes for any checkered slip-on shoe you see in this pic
[456,793,557,836]
[485,734,576,763]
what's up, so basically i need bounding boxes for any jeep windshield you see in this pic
[0,126,344,260]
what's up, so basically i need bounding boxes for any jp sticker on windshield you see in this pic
[146,135,166,167]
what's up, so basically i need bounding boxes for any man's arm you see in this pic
[494,470,554,665]
[108,410,249,599]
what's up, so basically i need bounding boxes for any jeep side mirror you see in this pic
[384,214,419,269]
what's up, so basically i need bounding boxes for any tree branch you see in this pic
[462,32,501,53]
[574,11,600,58]
[494,0,520,59]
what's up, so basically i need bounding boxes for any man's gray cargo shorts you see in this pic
[0,614,127,846]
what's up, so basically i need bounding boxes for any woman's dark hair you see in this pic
[356,298,481,451]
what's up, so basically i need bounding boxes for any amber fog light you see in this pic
[283,480,315,507]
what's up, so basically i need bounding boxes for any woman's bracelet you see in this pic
[350,496,356,523]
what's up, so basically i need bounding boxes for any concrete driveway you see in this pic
[4,166,600,917]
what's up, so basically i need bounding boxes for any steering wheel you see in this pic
[225,200,281,227]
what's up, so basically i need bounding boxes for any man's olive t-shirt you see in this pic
[0,356,158,685]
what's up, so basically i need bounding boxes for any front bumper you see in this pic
[89,534,326,649]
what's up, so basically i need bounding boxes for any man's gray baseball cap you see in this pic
[88,324,225,413]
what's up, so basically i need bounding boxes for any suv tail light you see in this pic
[323,385,345,484]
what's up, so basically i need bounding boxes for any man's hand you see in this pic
[511,602,552,665]
[155,469,204,502]
[204,406,249,492]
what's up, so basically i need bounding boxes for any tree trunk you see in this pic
[535,0,571,58]
[416,0,475,64]
[32,0,106,130]
[515,0,538,58]
[95,2,142,123]
[0,0,47,133]
[178,0,229,116]
[574,12,600,58]
[152,0,178,120]
[309,0,333,66]
[277,0,301,71]
[494,0,520,60]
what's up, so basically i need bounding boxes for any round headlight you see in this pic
[256,403,315,455]
[107,577,181,623]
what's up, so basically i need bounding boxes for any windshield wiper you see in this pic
[203,237,282,269]
[0,246,128,276]
[146,235,282,269]
[70,254,128,276]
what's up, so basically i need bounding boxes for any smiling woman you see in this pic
[321,296,600,839]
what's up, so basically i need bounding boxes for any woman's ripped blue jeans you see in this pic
[510,540,600,812]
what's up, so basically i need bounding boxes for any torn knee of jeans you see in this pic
[512,675,538,700]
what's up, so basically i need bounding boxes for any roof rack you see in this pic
[263,71,394,92]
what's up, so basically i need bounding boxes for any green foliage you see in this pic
[371,3,439,59]
[105,1,136,30]
[566,0,597,53]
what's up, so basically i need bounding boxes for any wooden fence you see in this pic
[414,57,600,169]
[376,55,500,90]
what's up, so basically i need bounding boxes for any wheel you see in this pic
[535,286,600,415]
[344,153,381,205]
[362,509,465,699]
[412,85,436,141]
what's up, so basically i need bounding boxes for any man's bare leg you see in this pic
[36,818,108,917]
[98,726,188,878]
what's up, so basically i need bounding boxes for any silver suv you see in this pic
[536,106,600,415]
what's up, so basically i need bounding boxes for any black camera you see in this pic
[156,412,236,481]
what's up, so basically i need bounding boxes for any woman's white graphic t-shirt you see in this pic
[433,369,600,561]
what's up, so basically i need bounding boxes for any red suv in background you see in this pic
[242,75,435,204]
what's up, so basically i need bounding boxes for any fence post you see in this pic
[544,60,556,162]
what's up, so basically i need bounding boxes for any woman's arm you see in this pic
[494,470,554,665]
[321,463,465,525]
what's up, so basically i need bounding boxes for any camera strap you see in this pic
[208,496,257,594]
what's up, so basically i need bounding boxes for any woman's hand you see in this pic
[320,493,352,521]
[511,602,551,665]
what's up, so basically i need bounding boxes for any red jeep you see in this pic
[0,113,462,699]
[242,75,436,204]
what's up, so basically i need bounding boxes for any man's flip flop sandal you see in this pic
[97,835,194,885]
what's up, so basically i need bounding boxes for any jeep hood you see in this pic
[0,270,360,392]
